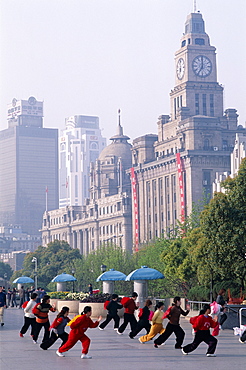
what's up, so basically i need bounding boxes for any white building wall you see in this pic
[59,116,106,208]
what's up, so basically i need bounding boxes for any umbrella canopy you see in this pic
[12,276,34,284]
[96,268,127,282]
[125,266,164,281]
[51,273,77,283]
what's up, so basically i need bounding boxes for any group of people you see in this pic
[0,285,243,359]
[18,290,222,359]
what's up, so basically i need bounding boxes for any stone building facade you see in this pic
[130,11,243,248]
[41,120,133,253]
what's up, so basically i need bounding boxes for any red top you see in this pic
[123,298,138,314]
[192,315,217,331]
[70,314,99,336]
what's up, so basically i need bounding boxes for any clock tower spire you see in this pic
[170,11,223,120]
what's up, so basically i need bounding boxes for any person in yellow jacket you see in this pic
[139,302,165,343]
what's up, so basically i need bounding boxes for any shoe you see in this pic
[1,323,4,326]
[206,353,216,357]
[114,328,118,331]
[19,333,24,337]
[129,334,134,339]
[81,354,92,359]
[56,350,64,357]
[98,327,104,330]
[181,348,188,355]
[30,335,34,338]
[138,338,144,344]
[117,330,123,335]
[154,344,158,348]
[161,343,166,346]
[239,338,245,344]
[33,340,37,344]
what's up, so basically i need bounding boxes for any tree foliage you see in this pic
[11,240,82,289]
[200,158,246,289]
[0,261,13,281]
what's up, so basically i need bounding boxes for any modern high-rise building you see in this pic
[130,11,244,248]
[59,115,106,208]
[0,96,58,236]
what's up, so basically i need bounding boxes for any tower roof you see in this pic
[98,112,132,168]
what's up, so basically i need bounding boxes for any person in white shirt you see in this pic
[19,293,37,338]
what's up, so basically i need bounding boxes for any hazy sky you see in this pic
[0,0,245,143]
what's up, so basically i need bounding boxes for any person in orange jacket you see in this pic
[182,304,218,357]
[56,306,102,359]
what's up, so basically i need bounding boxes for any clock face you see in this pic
[176,58,185,80]
[192,55,212,77]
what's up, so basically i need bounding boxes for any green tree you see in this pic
[0,261,13,281]
[13,240,82,289]
[74,245,137,295]
[200,158,246,290]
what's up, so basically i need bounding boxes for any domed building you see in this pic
[41,115,133,254]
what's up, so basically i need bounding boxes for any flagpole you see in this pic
[45,186,48,212]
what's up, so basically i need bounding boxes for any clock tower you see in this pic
[171,12,223,120]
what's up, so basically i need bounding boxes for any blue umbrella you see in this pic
[96,268,127,282]
[125,266,164,281]
[12,276,35,284]
[51,273,77,283]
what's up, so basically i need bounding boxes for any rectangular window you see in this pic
[174,98,177,119]
[195,94,199,115]
[210,94,214,116]
[202,94,207,115]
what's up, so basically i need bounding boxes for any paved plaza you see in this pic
[0,307,245,370]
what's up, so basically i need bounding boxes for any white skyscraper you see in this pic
[59,115,106,207]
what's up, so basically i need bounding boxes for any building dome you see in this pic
[99,118,132,169]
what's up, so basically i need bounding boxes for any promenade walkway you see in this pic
[0,307,245,370]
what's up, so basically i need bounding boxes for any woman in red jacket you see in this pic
[56,306,102,359]
[182,304,218,357]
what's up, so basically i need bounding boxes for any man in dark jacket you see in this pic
[98,294,123,330]
[0,286,7,326]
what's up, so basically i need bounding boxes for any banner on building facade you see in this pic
[176,153,185,221]
[131,167,139,252]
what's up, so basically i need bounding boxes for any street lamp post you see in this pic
[4,273,7,291]
[101,264,107,273]
[71,269,75,293]
[32,257,38,290]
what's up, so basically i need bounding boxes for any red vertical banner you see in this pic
[176,153,185,221]
[131,167,139,252]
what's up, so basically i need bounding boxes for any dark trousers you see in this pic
[19,297,24,308]
[118,313,137,333]
[20,317,36,336]
[183,330,217,354]
[40,330,68,350]
[240,330,246,342]
[154,322,185,348]
[99,314,120,329]
[33,321,50,343]
[129,320,151,338]
[219,313,227,326]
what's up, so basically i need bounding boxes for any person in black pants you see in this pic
[99,294,123,330]
[20,293,37,337]
[40,306,70,350]
[216,288,227,327]
[32,295,56,344]
[154,296,189,348]
[117,292,138,335]
[182,304,218,357]
[129,299,152,339]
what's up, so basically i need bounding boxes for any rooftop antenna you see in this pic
[118,108,121,126]
[193,0,197,12]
